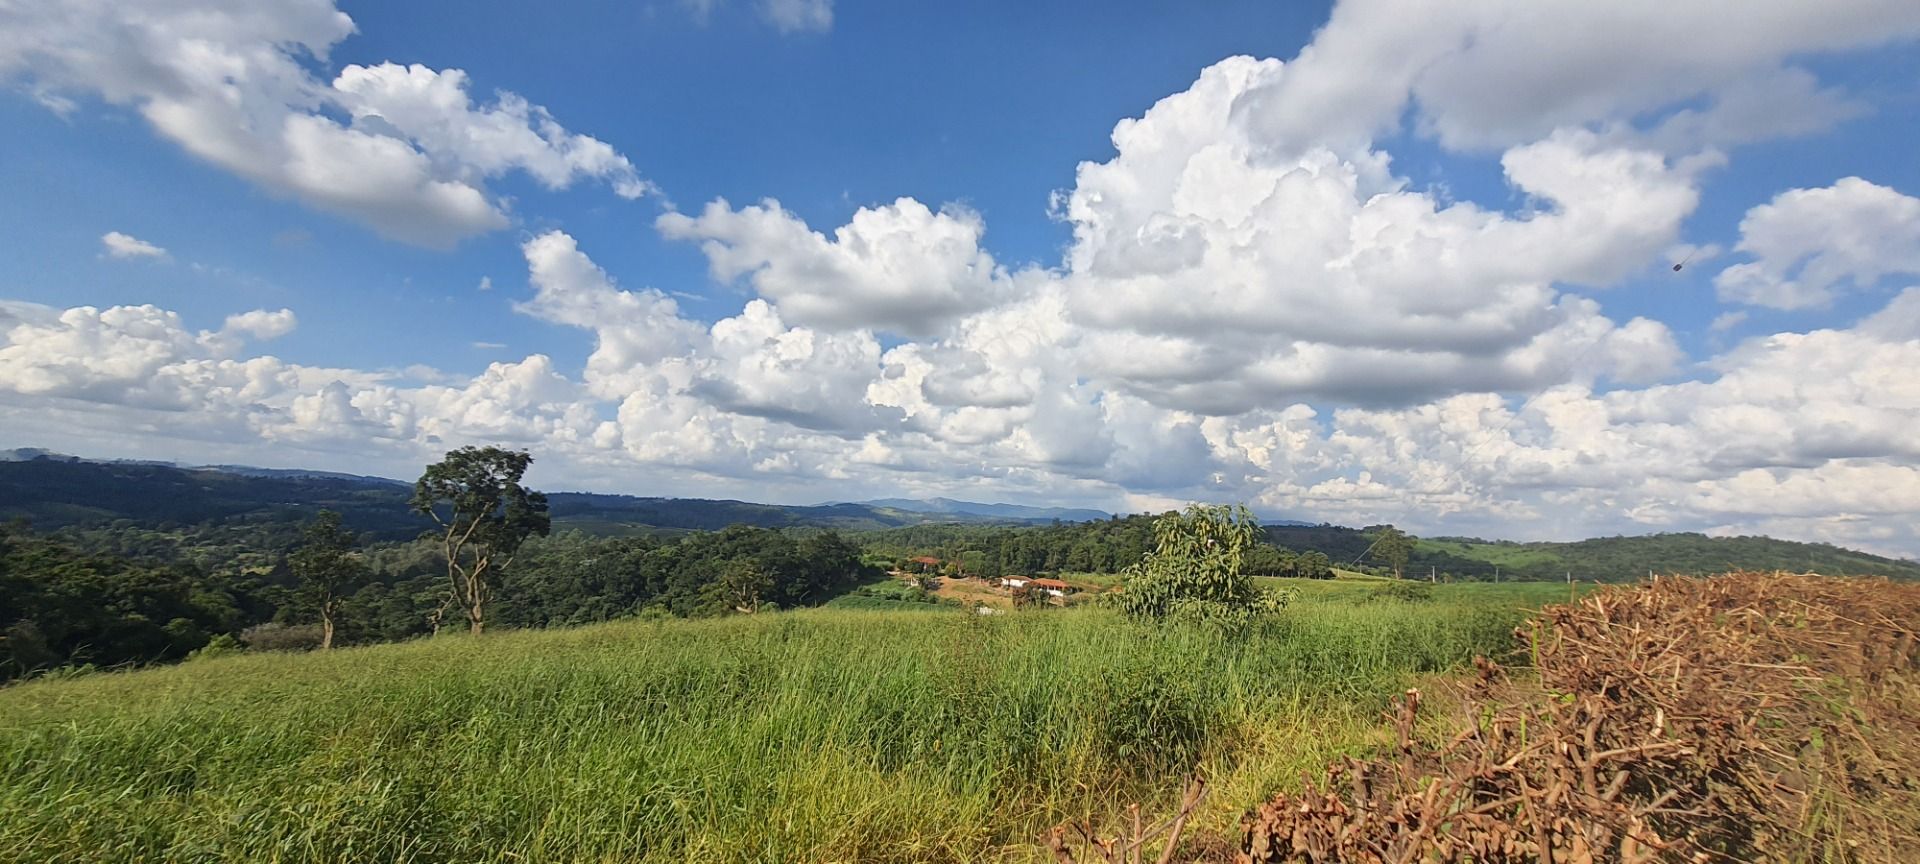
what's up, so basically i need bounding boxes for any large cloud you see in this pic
[1230,0,1920,153]
[1056,57,1694,411]
[1715,178,1920,309]
[659,198,1017,337]
[5,0,1920,557]
[0,0,649,247]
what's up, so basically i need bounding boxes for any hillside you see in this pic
[857,497,1112,522]
[1259,523,1920,581]
[0,458,1091,544]
[7,457,1914,582]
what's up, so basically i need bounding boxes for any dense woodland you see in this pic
[0,524,877,682]
[857,516,1336,579]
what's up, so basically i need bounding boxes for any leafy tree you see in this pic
[410,447,551,634]
[1368,525,1414,580]
[1116,505,1288,622]
[717,559,774,614]
[288,510,366,649]
[1242,543,1295,577]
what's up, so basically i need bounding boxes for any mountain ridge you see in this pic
[0,456,1110,538]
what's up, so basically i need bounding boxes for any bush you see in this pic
[634,605,676,623]
[1372,580,1435,603]
[34,663,99,682]
[238,622,325,652]
[187,633,243,662]
[1117,504,1286,626]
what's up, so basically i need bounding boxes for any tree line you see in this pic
[856,515,1337,579]
[0,447,878,681]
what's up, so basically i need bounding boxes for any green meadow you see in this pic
[0,581,1566,863]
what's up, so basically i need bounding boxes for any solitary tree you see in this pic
[1369,525,1415,580]
[1116,504,1288,622]
[289,510,366,650]
[411,446,551,634]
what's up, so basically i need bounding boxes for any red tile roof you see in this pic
[1029,578,1072,590]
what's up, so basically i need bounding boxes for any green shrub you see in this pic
[186,634,243,662]
[1372,580,1436,603]
[1117,505,1290,627]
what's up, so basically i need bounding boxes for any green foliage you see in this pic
[858,514,1162,577]
[1243,543,1335,579]
[1371,580,1435,603]
[1259,523,1920,582]
[0,527,259,681]
[287,510,366,649]
[1367,524,1415,579]
[824,579,954,611]
[186,633,243,661]
[711,559,774,614]
[0,594,1540,863]
[1115,504,1291,624]
[411,446,552,634]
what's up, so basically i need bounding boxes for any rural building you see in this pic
[1029,578,1075,597]
[905,556,943,573]
[1000,576,1032,589]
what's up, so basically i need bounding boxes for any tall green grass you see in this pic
[0,587,1548,863]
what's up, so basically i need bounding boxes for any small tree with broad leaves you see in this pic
[410,446,550,634]
[1116,504,1289,624]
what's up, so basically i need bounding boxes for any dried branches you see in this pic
[1239,572,1920,864]
[1046,777,1211,864]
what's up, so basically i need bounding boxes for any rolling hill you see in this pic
[1259,523,1920,581]
[0,457,1103,542]
[855,497,1111,522]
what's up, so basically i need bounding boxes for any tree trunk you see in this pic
[320,608,335,650]
[468,601,485,634]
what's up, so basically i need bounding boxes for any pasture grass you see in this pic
[0,585,1557,863]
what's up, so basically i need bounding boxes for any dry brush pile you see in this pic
[1236,572,1920,863]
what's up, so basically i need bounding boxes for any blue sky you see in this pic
[3,0,1920,555]
[0,1,1335,375]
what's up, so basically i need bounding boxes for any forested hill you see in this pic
[861,519,1920,582]
[1264,524,1920,581]
[0,457,1087,545]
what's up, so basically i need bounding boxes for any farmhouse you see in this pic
[904,556,943,573]
[1029,578,1075,597]
[1001,575,1032,589]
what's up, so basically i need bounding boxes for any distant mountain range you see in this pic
[0,453,1116,539]
[8,452,1910,580]
[853,497,1112,523]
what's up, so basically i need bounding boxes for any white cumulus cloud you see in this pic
[1,0,651,248]
[99,231,167,259]
[1716,178,1920,309]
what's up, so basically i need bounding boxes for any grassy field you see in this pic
[0,582,1565,863]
